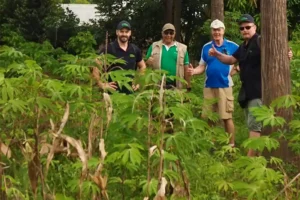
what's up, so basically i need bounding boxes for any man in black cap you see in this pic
[209,14,293,156]
[92,20,146,93]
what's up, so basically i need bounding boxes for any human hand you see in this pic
[98,82,118,91]
[187,63,194,76]
[208,44,218,56]
[132,84,140,91]
[288,48,293,60]
[95,58,103,66]
[230,66,240,76]
[146,56,154,65]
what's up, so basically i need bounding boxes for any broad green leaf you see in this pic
[109,177,122,184]
[269,157,283,166]
[208,162,227,175]
[163,151,178,161]
[289,120,300,131]
[250,106,286,128]
[141,178,158,196]
[67,179,80,192]
[165,133,190,152]
[242,136,279,152]
[82,180,99,197]
[163,169,180,183]
[169,105,193,121]
[35,97,54,110]
[87,157,100,168]
[271,95,300,109]
[215,179,233,192]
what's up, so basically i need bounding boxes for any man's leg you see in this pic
[224,119,235,146]
[245,99,263,156]
[202,88,217,121]
[247,131,261,157]
[218,88,235,146]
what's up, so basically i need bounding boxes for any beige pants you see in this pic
[202,87,234,120]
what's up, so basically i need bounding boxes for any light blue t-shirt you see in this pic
[200,39,239,88]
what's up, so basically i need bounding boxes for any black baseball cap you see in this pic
[238,14,255,24]
[116,20,131,30]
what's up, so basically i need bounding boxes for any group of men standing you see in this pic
[92,14,293,156]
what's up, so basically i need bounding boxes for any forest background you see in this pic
[1,0,300,199]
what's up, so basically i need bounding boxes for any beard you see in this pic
[118,36,129,43]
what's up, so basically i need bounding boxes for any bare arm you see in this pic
[184,64,192,88]
[288,48,293,60]
[230,65,240,76]
[215,53,237,65]
[193,64,206,75]
[137,60,146,73]
[91,65,117,90]
[92,66,101,84]
[209,44,238,65]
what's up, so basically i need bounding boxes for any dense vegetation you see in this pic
[0,0,300,199]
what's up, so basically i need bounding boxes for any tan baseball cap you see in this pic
[162,23,175,32]
[210,19,225,29]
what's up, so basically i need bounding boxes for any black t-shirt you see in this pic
[233,34,261,100]
[101,40,142,71]
[100,41,143,93]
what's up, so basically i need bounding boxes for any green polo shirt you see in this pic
[145,43,190,76]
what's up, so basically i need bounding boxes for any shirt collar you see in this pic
[243,33,259,47]
[114,40,131,50]
[163,41,177,47]
[212,38,227,48]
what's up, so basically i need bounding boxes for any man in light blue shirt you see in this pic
[188,19,238,146]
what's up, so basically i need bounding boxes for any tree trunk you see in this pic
[261,0,297,166]
[211,0,224,21]
[173,0,182,41]
[164,0,173,23]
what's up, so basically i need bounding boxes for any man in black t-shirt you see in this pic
[92,20,146,93]
[208,14,293,156]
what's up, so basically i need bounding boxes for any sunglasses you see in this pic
[239,26,253,31]
[164,30,174,35]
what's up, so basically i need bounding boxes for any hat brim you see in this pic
[238,20,254,24]
[118,27,131,30]
[211,26,225,29]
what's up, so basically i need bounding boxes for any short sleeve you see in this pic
[184,51,189,65]
[199,48,207,66]
[232,46,241,61]
[99,47,104,55]
[231,43,239,55]
[145,45,153,60]
[99,44,113,55]
[134,46,143,63]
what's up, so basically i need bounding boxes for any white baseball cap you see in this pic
[210,19,225,29]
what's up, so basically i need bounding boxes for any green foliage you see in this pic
[199,11,243,44]
[67,31,97,54]
[226,0,258,13]
[1,36,300,200]
[1,1,300,199]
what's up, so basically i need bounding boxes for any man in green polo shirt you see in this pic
[145,23,191,89]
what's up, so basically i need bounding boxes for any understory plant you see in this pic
[0,36,300,200]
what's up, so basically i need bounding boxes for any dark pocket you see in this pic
[238,86,247,108]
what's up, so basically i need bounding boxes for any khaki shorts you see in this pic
[202,87,234,120]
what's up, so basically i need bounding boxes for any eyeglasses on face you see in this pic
[164,30,174,35]
[239,26,253,31]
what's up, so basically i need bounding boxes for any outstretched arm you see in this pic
[137,60,146,73]
[209,44,238,65]
[187,64,206,76]
[91,65,117,91]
